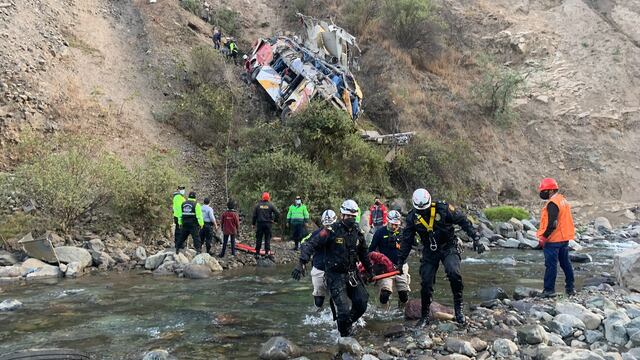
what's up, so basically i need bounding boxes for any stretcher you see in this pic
[235,243,272,255]
[371,270,400,282]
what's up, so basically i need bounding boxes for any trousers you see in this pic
[419,244,463,318]
[326,271,369,337]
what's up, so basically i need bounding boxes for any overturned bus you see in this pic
[244,15,363,122]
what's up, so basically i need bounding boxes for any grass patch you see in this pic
[62,30,103,59]
[484,206,529,222]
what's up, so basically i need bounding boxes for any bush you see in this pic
[472,57,526,125]
[389,135,474,202]
[484,206,529,222]
[180,0,201,16]
[211,8,242,37]
[344,0,381,36]
[383,0,437,49]
[189,46,229,88]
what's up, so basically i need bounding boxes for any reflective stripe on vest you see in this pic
[182,200,197,218]
[537,194,575,242]
[415,204,437,244]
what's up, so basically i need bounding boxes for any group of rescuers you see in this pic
[173,178,576,338]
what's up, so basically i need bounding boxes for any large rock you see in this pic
[183,264,212,279]
[145,252,167,270]
[517,324,549,345]
[0,250,19,266]
[547,333,566,346]
[153,261,176,276]
[478,287,509,301]
[615,247,640,292]
[626,317,640,346]
[0,299,22,311]
[259,336,302,359]
[86,239,104,253]
[537,346,604,360]
[519,238,540,249]
[142,349,169,360]
[513,286,542,300]
[594,217,613,233]
[555,313,587,330]
[509,218,524,231]
[91,251,116,270]
[498,222,517,238]
[65,261,83,278]
[549,319,578,338]
[191,253,223,272]
[570,253,593,263]
[604,311,630,345]
[521,219,537,231]
[54,246,92,269]
[337,337,364,356]
[498,238,521,248]
[21,258,62,279]
[404,299,453,320]
[446,338,477,357]
[493,338,518,357]
[556,302,602,330]
[135,247,147,261]
[0,265,23,278]
[111,248,131,263]
[586,330,605,344]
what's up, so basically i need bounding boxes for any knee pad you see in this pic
[379,290,392,304]
[398,290,409,303]
[314,296,325,308]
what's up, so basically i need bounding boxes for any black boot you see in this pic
[415,314,430,328]
[454,301,465,325]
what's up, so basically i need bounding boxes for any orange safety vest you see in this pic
[537,193,575,242]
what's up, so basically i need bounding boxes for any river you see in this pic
[0,246,620,359]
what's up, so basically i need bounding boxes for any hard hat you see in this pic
[340,199,359,216]
[412,188,431,210]
[538,178,559,191]
[388,210,402,225]
[243,54,248,60]
[188,191,196,198]
[262,192,270,201]
[321,209,337,226]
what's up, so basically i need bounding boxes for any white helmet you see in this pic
[321,209,337,226]
[340,199,359,216]
[242,54,248,60]
[412,188,431,210]
[388,210,402,225]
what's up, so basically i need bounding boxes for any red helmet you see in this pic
[261,192,270,201]
[538,178,559,191]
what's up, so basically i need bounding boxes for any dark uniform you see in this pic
[369,226,410,305]
[177,197,204,254]
[252,200,280,256]
[299,222,373,337]
[397,201,479,324]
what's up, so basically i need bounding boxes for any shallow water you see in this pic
[0,246,622,359]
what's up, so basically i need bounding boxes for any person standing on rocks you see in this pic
[292,200,374,337]
[536,177,576,297]
[287,195,310,250]
[397,188,484,327]
[172,186,186,249]
[219,200,240,258]
[368,197,388,235]
[198,197,218,254]
[369,210,411,310]
[252,192,280,260]
[176,192,204,254]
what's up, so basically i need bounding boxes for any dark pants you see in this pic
[220,234,236,257]
[255,222,273,254]
[214,39,220,49]
[543,241,575,293]
[174,217,181,247]
[326,271,369,337]
[177,220,200,253]
[290,222,305,249]
[198,223,214,253]
[419,245,463,318]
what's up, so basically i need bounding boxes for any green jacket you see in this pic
[172,192,185,218]
[287,204,309,224]
[356,208,362,223]
[177,197,204,227]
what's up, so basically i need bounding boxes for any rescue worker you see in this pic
[198,197,218,254]
[176,192,204,254]
[369,210,410,310]
[368,197,388,234]
[397,188,484,326]
[287,196,310,250]
[252,192,280,259]
[219,200,240,258]
[292,200,374,337]
[212,27,221,50]
[536,178,576,297]
[300,209,337,310]
[228,38,239,65]
[172,186,186,249]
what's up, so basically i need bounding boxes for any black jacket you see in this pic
[300,222,372,274]
[398,201,478,265]
[252,200,280,225]
[369,226,402,264]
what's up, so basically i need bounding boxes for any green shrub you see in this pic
[211,8,242,37]
[472,56,526,126]
[180,0,201,16]
[383,0,437,49]
[344,0,381,35]
[484,206,529,222]
[189,46,228,88]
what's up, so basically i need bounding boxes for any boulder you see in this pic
[111,248,131,263]
[604,311,630,345]
[145,252,167,270]
[519,238,540,249]
[555,313,587,330]
[498,223,517,238]
[191,253,223,272]
[183,264,212,279]
[615,248,640,292]
[555,302,602,330]
[0,299,22,311]
[509,218,524,231]
[549,319,577,338]
[135,247,147,261]
[383,324,406,338]
[517,324,549,345]
[570,253,593,263]
[86,239,104,253]
[471,338,488,352]
[0,265,23,278]
[521,219,537,231]
[404,299,453,320]
[91,251,116,270]
[142,349,169,360]
[493,339,518,357]
[153,261,176,276]
[446,337,477,357]
[478,287,509,301]
[497,238,521,248]
[513,286,542,300]
[536,346,604,360]
[54,246,92,269]
[569,240,584,251]
[586,330,605,344]
[625,304,640,319]
[0,250,18,266]
[259,336,302,359]
[627,318,640,346]
[21,258,62,279]
[65,261,83,278]
[547,332,566,346]
[594,217,613,233]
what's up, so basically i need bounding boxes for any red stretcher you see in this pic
[235,243,272,255]
[371,270,400,282]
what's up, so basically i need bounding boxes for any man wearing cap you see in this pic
[176,191,204,254]
[287,196,310,250]
[252,192,280,259]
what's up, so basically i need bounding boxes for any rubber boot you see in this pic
[415,314,430,328]
[454,301,465,325]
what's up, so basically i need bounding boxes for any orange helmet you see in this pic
[538,178,559,192]
[261,192,270,201]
